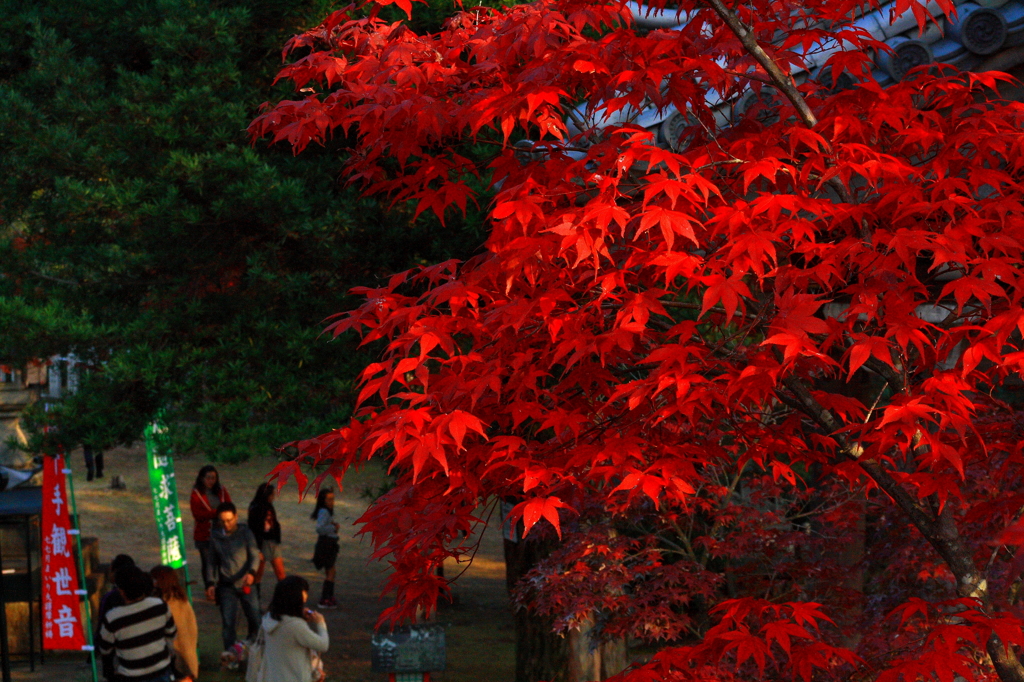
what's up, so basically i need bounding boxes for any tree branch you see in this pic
[30,270,80,287]
[701,0,818,129]
[863,356,906,394]
[701,0,872,242]
[780,374,937,536]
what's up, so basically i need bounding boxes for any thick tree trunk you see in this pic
[566,617,628,682]
[504,537,569,682]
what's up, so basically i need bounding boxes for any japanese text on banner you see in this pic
[42,454,87,650]
[145,421,187,568]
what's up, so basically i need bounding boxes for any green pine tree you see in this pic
[0,0,488,461]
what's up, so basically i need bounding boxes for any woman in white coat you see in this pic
[260,576,329,682]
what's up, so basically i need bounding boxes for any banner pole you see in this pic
[63,452,99,682]
[168,452,193,604]
[179,505,193,604]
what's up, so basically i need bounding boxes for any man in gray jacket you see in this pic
[204,501,261,651]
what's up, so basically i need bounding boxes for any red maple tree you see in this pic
[252,0,1024,679]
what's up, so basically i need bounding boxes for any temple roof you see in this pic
[560,0,1024,152]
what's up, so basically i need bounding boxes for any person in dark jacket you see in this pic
[248,483,285,597]
[189,465,231,589]
[83,443,104,481]
[204,501,261,651]
[97,554,137,681]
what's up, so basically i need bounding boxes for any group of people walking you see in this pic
[96,465,341,682]
[96,555,199,682]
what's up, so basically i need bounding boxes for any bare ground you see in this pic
[11,445,515,681]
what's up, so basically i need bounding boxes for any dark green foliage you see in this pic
[0,0,487,460]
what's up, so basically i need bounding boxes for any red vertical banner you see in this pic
[42,453,87,650]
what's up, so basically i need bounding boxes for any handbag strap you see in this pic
[247,624,267,682]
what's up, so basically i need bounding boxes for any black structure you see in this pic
[371,624,446,675]
[0,486,42,682]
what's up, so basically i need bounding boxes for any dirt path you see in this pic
[12,445,514,681]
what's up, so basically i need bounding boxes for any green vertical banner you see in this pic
[144,420,188,570]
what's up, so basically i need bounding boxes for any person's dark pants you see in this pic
[84,445,104,481]
[216,584,261,651]
[195,540,213,588]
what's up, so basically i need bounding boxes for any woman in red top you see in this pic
[189,465,231,590]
